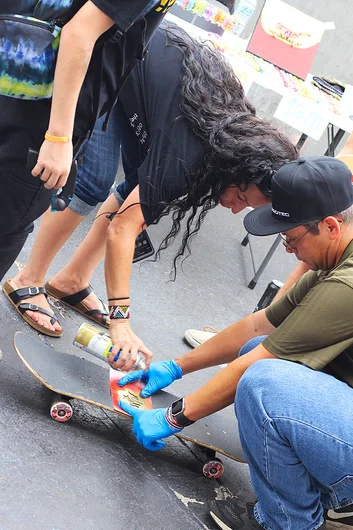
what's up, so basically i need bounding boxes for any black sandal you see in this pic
[3,280,62,337]
[45,282,109,328]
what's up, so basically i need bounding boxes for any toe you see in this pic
[27,310,39,323]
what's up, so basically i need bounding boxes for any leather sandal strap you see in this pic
[84,298,108,324]
[61,285,93,306]
[18,303,59,325]
[8,286,47,306]
[85,298,108,317]
[85,309,108,317]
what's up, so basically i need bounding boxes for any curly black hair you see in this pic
[152,26,298,277]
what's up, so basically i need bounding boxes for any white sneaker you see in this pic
[184,326,219,348]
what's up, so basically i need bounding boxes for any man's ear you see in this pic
[217,0,236,15]
[323,216,342,239]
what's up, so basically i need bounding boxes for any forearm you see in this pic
[273,261,310,302]
[175,309,274,375]
[47,25,95,137]
[105,188,146,302]
[48,1,115,137]
[105,211,153,367]
[183,345,276,421]
[105,222,138,301]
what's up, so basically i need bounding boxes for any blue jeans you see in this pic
[236,337,353,530]
[70,102,142,215]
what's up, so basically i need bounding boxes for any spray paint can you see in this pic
[253,280,283,313]
[73,323,146,371]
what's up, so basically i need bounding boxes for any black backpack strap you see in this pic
[54,1,79,26]
[102,18,147,133]
[86,26,124,139]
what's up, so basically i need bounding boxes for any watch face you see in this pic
[171,398,183,415]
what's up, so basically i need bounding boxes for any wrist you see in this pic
[167,398,195,427]
[164,406,184,431]
[109,304,130,320]
[45,131,72,143]
[46,126,72,136]
[109,318,130,328]
[108,296,130,302]
[170,359,183,379]
[174,356,188,375]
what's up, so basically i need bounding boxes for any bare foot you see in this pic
[8,277,62,333]
[48,274,110,324]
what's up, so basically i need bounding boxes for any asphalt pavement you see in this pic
[0,204,297,530]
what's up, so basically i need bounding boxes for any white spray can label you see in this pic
[73,323,146,371]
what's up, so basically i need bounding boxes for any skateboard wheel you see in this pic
[50,400,73,422]
[202,458,224,479]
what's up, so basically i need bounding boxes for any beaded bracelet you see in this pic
[109,305,131,319]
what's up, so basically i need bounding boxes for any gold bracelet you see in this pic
[45,131,71,143]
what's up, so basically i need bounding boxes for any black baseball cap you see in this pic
[244,156,353,236]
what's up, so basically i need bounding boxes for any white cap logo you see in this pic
[272,207,290,217]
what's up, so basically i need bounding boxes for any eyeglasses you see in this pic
[280,227,312,251]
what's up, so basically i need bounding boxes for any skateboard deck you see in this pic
[14,332,246,477]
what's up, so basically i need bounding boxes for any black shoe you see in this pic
[209,499,327,530]
[325,504,353,526]
[209,499,263,530]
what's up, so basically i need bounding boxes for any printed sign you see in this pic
[274,93,330,140]
[227,59,253,94]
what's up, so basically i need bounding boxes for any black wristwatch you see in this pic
[170,398,195,427]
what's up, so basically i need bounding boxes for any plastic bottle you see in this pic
[232,0,257,36]
[253,280,284,313]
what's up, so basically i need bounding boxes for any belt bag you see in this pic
[0,14,63,100]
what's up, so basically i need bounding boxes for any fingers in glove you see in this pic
[118,400,138,417]
[118,370,146,386]
[140,383,155,398]
[146,440,166,451]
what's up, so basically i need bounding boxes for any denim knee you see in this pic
[237,358,288,397]
[236,360,353,514]
[235,359,291,419]
[72,107,123,211]
[238,335,267,357]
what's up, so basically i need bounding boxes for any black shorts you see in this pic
[0,95,53,236]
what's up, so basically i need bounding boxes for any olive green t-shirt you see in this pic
[264,240,353,388]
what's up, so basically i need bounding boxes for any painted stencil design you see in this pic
[110,369,152,413]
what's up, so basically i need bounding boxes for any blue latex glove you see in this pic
[118,360,183,398]
[119,402,182,451]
